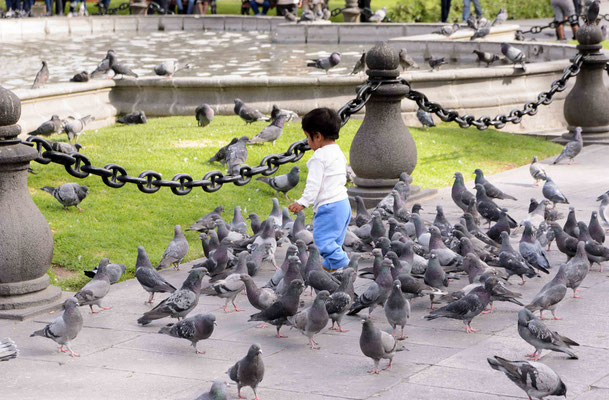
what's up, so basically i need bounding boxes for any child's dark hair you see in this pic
[301,107,341,140]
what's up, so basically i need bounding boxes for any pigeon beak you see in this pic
[214,322,218,326]
[259,350,263,355]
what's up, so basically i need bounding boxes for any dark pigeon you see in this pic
[248,279,305,337]
[325,268,355,333]
[135,246,176,304]
[158,313,216,354]
[226,136,249,176]
[519,221,551,273]
[452,172,476,212]
[287,290,330,349]
[474,168,517,200]
[70,71,90,82]
[307,52,341,73]
[227,344,264,400]
[233,98,270,124]
[209,138,238,165]
[195,104,214,127]
[109,51,138,78]
[32,61,49,89]
[384,279,410,339]
[589,211,605,244]
[474,184,517,227]
[472,50,500,67]
[416,108,435,128]
[359,317,401,374]
[117,111,147,125]
[423,254,448,309]
[499,231,539,285]
[350,52,366,75]
[348,259,393,316]
[561,241,590,298]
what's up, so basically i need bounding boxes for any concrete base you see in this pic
[130,3,148,15]
[348,184,438,208]
[342,8,361,23]
[0,285,64,320]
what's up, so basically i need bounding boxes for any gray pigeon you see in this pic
[226,136,249,176]
[470,25,490,40]
[499,231,539,284]
[63,115,94,141]
[153,60,192,78]
[117,111,147,125]
[348,259,393,315]
[137,268,208,325]
[135,246,177,304]
[359,317,401,374]
[307,52,341,73]
[241,274,278,313]
[234,98,270,124]
[589,211,605,244]
[416,108,435,129]
[0,338,18,362]
[351,52,366,75]
[525,267,568,320]
[597,193,609,230]
[75,258,112,313]
[32,61,49,89]
[326,268,355,333]
[428,56,446,71]
[270,104,298,122]
[433,22,460,36]
[517,308,578,360]
[542,176,569,207]
[108,51,138,79]
[248,114,288,145]
[196,379,228,400]
[189,206,224,232]
[90,49,115,79]
[487,356,567,399]
[28,115,62,136]
[70,71,90,82]
[209,138,238,165]
[253,218,278,269]
[423,254,448,309]
[384,279,410,339]
[554,127,583,164]
[577,221,609,268]
[452,172,476,212]
[83,260,125,284]
[369,6,387,22]
[30,297,83,357]
[50,142,82,154]
[40,183,89,211]
[473,50,500,67]
[249,279,305,337]
[201,257,246,313]
[287,290,330,349]
[196,104,214,127]
[501,42,526,70]
[519,221,551,273]
[158,313,216,354]
[227,344,264,400]
[156,225,189,271]
[399,48,418,70]
[529,156,548,186]
[492,8,508,25]
[474,168,517,201]
[291,211,313,245]
[256,166,300,200]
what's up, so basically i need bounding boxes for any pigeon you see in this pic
[156,225,189,271]
[474,184,517,227]
[487,209,513,243]
[287,290,330,349]
[517,308,578,360]
[586,0,600,24]
[353,196,372,227]
[425,280,492,333]
[433,22,460,36]
[248,114,288,145]
[368,6,387,23]
[252,218,278,269]
[63,115,94,141]
[359,317,402,374]
[501,42,526,70]
[307,52,341,73]
[196,379,229,400]
[70,71,90,82]
[399,48,418,70]
[598,193,609,230]
[202,260,246,313]
[474,169,517,201]
[158,313,216,354]
[423,254,448,309]
[108,51,138,78]
[28,115,63,136]
[83,260,125,284]
[189,206,225,232]
[31,61,49,89]
[283,10,298,21]
[267,197,283,229]
[542,176,569,207]
[452,172,476,212]
[117,111,147,125]
[554,127,583,165]
[135,246,176,304]
[492,8,508,25]
[75,259,112,313]
[562,242,590,298]
[519,222,551,273]
[428,56,446,71]
[499,232,538,285]
[226,136,249,176]
[137,268,207,325]
[472,50,500,67]
[153,60,193,78]
[248,279,305,337]
[209,138,238,165]
[529,156,548,186]
[270,104,298,122]
[90,49,115,79]
[241,274,278,314]
[577,221,609,268]
[416,108,435,129]
[351,52,366,75]
[384,279,410,339]
[227,344,264,400]
[348,259,393,315]
[550,222,579,260]
[195,104,214,127]
[291,211,314,245]
[589,211,606,244]
[470,25,490,40]
[326,268,356,333]
[0,338,18,362]
[487,356,567,399]
[525,266,568,320]
[429,226,462,267]
[30,297,83,357]
[563,207,579,238]
[298,9,315,22]
[234,98,271,124]
[256,166,300,200]
[276,255,303,295]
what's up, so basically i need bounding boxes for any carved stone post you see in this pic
[342,0,361,23]
[0,86,61,320]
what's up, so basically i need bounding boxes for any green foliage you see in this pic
[27,115,561,290]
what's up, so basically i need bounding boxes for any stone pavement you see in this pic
[2,145,609,400]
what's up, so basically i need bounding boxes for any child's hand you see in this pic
[288,202,305,214]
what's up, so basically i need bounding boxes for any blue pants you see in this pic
[462,0,482,21]
[313,198,351,270]
[176,0,195,14]
[249,0,269,15]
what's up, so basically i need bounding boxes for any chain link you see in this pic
[403,54,583,130]
[513,13,604,40]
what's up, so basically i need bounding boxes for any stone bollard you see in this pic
[342,0,361,23]
[0,86,62,320]
[130,0,148,15]
[562,18,609,143]
[347,42,435,208]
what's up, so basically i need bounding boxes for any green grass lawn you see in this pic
[27,115,561,291]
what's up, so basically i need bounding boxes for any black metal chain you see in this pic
[515,14,582,40]
[20,81,379,195]
[92,1,129,15]
[403,54,583,130]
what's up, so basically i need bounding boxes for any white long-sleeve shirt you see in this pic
[296,143,348,212]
